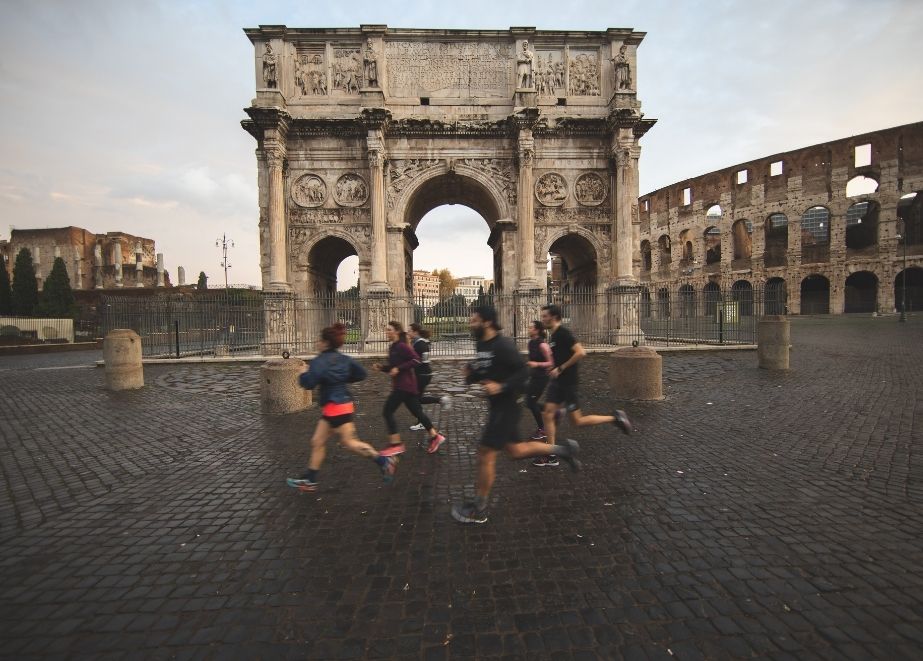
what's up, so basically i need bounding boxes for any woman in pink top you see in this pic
[524,320,554,440]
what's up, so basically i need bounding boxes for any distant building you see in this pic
[455,275,487,302]
[1,227,169,290]
[411,269,440,307]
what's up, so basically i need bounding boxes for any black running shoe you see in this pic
[558,439,582,472]
[451,502,488,524]
[613,409,633,435]
[532,455,559,467]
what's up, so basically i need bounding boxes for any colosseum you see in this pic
[637,121,922,315]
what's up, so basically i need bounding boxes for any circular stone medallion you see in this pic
[333,173,369,207]
[535,172,568,207]
[574,172,608,206]
[291,173,327,208]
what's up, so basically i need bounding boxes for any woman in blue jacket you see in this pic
[286,323,396,492]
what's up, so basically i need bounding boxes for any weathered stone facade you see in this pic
[1,227,170,291]
[638,122,923,314]
[241,25,656,345]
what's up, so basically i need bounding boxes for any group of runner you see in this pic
[287,305,632,525]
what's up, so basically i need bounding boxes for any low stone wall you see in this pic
[0,317,74,343]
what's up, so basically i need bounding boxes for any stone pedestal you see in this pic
[608,346,663,400]
[361,88,385,107]
[514,89,536,107]
[103,329,144,391]
[363,290,392,351]
[261,291,296,356]
[758,315,790,370]
[606,283,643,345]
[514,288,544,349]
[260,358,311,415]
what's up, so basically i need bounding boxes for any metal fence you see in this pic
[100,286,777,358]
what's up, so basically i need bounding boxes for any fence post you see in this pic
[174,320,180,358]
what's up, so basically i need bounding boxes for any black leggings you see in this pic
[525,373,548,428]
[416,372,441,405]
[383,390,433,435]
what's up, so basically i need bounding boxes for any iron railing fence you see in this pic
[101,287,780,359]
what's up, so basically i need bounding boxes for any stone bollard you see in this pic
[261,358,311,415]
[758,315,790,370]
[608,346,664,401]
[103,329,144,390]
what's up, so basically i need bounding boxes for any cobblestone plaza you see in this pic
[1,317,921,659]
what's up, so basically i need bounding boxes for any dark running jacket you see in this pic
[299,349,367,406]
[466,334,528,403]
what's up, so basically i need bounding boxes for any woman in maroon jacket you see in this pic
[374,321,447,456]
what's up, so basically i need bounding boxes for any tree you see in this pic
[11,248,39,316]
[197,271,208,290]
[37,257,75,318]
[431,293,467,317]
[435,268,456,299]
[0,259,11,315]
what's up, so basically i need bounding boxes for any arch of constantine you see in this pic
[638,122,923,315]
[241,25,655,346]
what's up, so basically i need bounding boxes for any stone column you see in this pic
[608,139,642,344]
[113,240,123,288]
[177,266,186,286]
[264,138,290,292]
[517,129,540,289]
[74,256,82,290]
[156,253,165,287]
[33,246,42,290]
[367,129,390,292]
[94,243,103,289]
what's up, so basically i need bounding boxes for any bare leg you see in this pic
[335,423,380,459]
[308,419,332,470]
[542,402,559,445]
[476,446,498,498]
[506,440,566,459]
[569,409,615,427]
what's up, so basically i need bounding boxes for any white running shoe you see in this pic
[440,395,452,411]
[409,423,426,431]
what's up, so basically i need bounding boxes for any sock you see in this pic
[302,469,318,481]
[374,455,388,466]
[475,495,488,510]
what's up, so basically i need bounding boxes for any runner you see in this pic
[286,323,396,492]
[535,304,632,467]
[524,320,553,441]
[374,320,447,455]
[451,306,581,524]
[408,322,452,433]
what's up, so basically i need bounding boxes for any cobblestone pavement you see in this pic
[0,317,921,659]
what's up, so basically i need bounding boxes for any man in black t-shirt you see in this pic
[451,306,581,524]
[536,304,632,466]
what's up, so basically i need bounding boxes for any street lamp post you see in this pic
[897,233,907,322]
[216,234,234,290]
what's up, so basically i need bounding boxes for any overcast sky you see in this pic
[1,0,920,288]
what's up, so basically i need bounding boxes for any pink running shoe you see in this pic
[427,434,446,454]
[379,443,406,457]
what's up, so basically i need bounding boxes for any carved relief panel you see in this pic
[294,49,328,96]
[333,173,369,207]
[387,159,440,208]
[568,50,601,96]
[534,50,565,97]
[385,41,513,98]
[332,47,362,95]
[461,158,516,204]
[291,173,327,208]
[535,173,568,207]
[574,172,608,206]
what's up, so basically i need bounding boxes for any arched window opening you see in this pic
[845,201,879,252]
[766,277,787,315]
[731,280,753,316]
[679,284,696,318]
[657,287,671,319]
[764,213,788,267]
[732,219,752,261]
[801,206,830,264]
[895,267,923,313]
[640,240,652,272]
[703,282,720,317]
[658,235,672,265]
[801,274,830,314]
[640,288,652,318]
[706,204,722,218]
[704,226,721,265]
[898,192,922,249]
[844,271,878,313]
[845,175,878,198]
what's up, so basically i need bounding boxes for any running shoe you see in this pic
[379,443,406,457]
[427,433,446,454]
[530,428,547,440]
[286,476,318,492]
[532,455,559,467]
[451,502,488,524]
[613,409,633,435]
[557,439,582,473]
[409,423,426,431]
[440,395,452,411]
[380,455,397,483]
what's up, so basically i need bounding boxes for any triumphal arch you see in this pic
[241,25,655,348]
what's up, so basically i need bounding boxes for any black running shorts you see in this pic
[545,380,579,411]
[322,413,354,429]
[480,400,522,449]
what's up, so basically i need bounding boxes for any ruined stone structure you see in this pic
[1,227,170,291]
[241,25,655,346]
[638,122,923,315]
